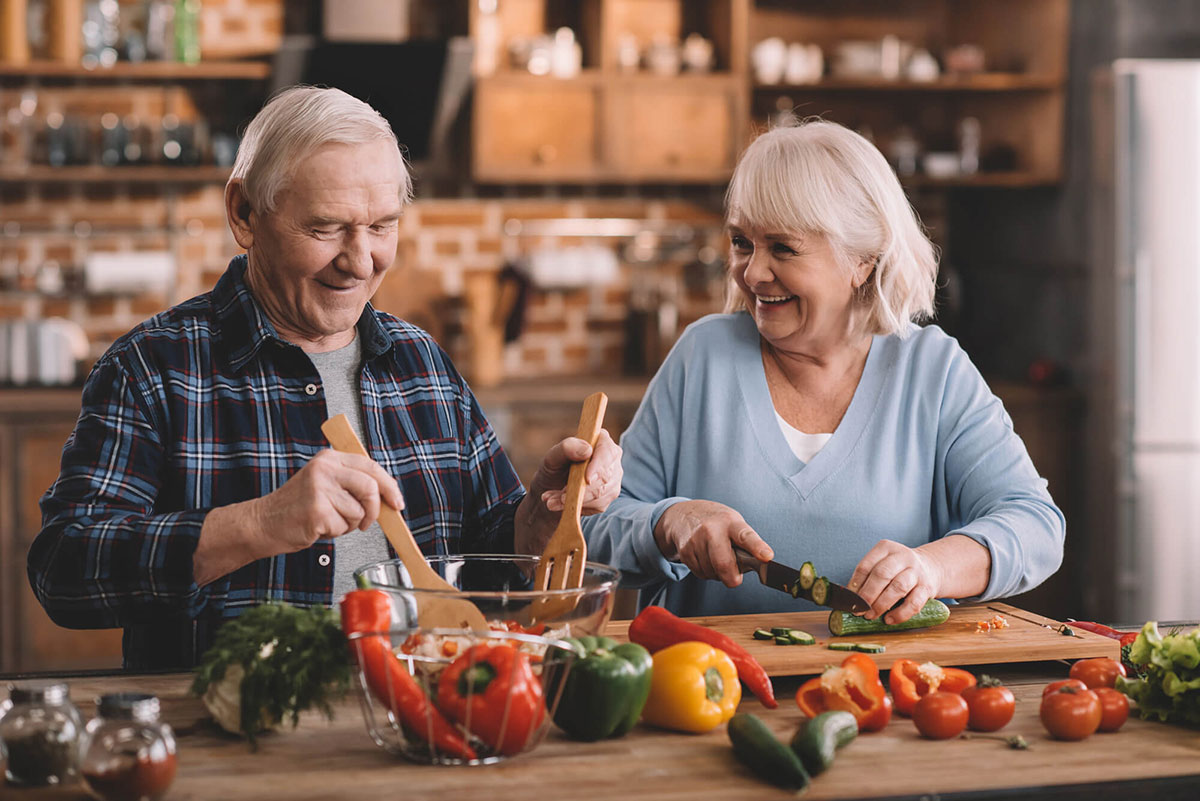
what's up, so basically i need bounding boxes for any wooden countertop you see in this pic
[3,660,1198,800]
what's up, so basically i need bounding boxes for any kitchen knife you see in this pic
[733,546,870,615]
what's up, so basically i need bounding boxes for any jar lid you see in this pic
[96,693,160,723]
[6,680,70,705]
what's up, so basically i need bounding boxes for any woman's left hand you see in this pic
[848,539,943,625]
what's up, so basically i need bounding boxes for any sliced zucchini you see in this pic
[810,577,829,606]
[774,635,794,645]
[786,629,816,646]
[752,628,774,641]
[798,561,817,590]
[852,643,886,654]
[770,627,791,636]
[828,598,951,636]
[827,642,856,651]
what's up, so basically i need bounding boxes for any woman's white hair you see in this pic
[229,85,413,214]
[724,118,938,336]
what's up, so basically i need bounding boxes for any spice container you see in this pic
[81,694,177,801]
[0,680,83,786]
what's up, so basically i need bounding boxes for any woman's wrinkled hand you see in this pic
[848,539,944,625]
[535,428,623,515]
[653,500,774,588]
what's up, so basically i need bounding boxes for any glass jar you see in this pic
[80,694,177,801]
[0,680,83,786]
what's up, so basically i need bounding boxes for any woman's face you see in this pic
[728,219,865,356]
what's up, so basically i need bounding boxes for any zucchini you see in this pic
[827,642,856,651]
[774,635,793,646]
[789,710,858,776]
[811,577,829,606]
[752,628,774,641]
[770,627,791,636]
[852,643,886,654]
[828,598,951,636]
[798,561,817,590]
[727,713,810,790]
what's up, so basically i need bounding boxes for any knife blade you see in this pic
[733,546,870,614]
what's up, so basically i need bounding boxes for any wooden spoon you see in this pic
[321,414,488,631]
[529,392,608,621]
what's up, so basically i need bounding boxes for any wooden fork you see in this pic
[321,414,488,631]
[529,392,608,620]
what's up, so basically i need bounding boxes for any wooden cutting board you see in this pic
[604,602,1120,676]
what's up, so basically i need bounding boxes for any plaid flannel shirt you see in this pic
[28,256,524,670]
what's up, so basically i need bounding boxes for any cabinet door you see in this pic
[608,79,739,181]
[12,421,123,673]
[473,77,600,182]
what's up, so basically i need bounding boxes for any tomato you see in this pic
[912,691,969,740]
[1068,657,1127,690]
[1040,686,1102,740]
[1094,687,1130,732]
[961,679,1015,732]
[1042,678,1087,698]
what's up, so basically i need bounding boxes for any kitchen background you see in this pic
[0,0,1196,673]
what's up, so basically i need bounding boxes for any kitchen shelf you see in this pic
[753,74,1063,92]
[0,60,271,81]
[0,166,232,184]
[900,171,1060,189]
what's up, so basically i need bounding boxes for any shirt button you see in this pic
[305,383,318,396]
[318,554,331,567]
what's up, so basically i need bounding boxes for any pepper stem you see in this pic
[458,662,498,697]
[704,667,724,702]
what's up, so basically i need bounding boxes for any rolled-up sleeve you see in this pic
[28,357,223,629]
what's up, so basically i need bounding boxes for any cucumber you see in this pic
[828,598,951,636]
[827,642,856,651]
[852,643,886,654]
[789,710,858,776]
[752,628,774,641]
[786,629,815,646]
[727,713,810,790]
[798,561,817,590]
[770,627,791,636]
[811,577,829,606]
[774,635,793,645]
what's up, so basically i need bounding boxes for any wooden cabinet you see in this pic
[0,391,123,673]
[470,0,748,183]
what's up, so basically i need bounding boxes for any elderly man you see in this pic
[28,86,622,670]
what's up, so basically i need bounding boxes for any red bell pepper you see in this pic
[339,590,476,760]
[888,659,977,716]
[795,653,892,732]
[436,642,545,755]
[1068,620,1124,639]
[627,605,777,708]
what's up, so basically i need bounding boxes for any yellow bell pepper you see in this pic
[641,641,741,733]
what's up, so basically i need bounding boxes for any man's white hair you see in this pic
[229,85,413,214]
[724,118,938,336]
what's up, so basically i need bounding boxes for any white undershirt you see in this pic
[774,411,833,464]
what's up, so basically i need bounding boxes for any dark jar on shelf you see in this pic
[0,680,83,786]
[80,693,177,801]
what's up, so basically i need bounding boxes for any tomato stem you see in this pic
[960,733,1031,750]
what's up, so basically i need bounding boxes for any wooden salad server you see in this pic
[321,414,488,631]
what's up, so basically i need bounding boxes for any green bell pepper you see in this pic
[550,636,653,741]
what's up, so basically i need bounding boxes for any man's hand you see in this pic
[513,429,622,555]
[194,450,403,586]
[652,500,774,588]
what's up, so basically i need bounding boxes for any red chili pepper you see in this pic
[888,658,977,716]
[796,653,892,732]
[627,605,777,708]
[339,590,476,760]
[1068,621,1124,640]
[436,642,545,755]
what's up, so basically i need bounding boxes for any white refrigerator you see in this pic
[1094,60,1200,623]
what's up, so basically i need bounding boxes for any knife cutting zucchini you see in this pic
[828,598,951,636]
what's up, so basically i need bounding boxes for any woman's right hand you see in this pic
[653,500,774,587]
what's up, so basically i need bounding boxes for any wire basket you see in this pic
[347,627,578,766]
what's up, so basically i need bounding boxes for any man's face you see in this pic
[244,140,404,351]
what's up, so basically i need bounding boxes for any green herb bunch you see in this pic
[191,603,353,746]
[1116,621,1200,727]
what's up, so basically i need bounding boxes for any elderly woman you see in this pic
[584,119,1064,624]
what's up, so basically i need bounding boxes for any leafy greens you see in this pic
[1116,621,1200,727]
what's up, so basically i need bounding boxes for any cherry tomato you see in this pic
[1068,657,1127,690]
[1042,678,1087,698]
[1094,687,1130,732]
[912,691,969,740]
[961,680,1015,732]
[1040,686,1102,740]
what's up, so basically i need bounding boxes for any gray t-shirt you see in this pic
[307,335,391,600]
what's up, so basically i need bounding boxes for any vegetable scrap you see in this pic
[975,614,1009,633]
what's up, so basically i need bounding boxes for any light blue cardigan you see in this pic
[582,313,1065,616]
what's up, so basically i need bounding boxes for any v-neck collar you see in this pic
[732,313,890,499]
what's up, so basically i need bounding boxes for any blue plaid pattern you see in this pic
[28,255,524,669]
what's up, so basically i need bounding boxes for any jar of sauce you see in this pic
[0,680,82,786]
[80,693,177,801]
